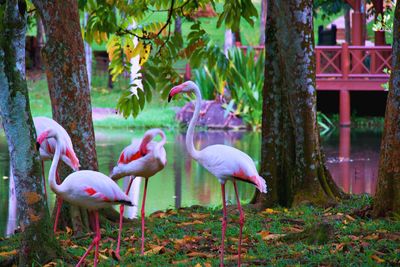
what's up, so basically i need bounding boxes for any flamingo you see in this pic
[168,81,267,267]
[33,116,80,232]
[37,128,133,267]
[110,128,167,257]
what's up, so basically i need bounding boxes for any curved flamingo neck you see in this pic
[153,130,167,164]
[186,85,201,159]
[48,134,63,195]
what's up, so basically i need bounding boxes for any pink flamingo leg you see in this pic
[76,211,101,267]
[140,178,149,255]
[115,176,134,259]
[220,183,227,267]
[93,212,100,267]
[53,169,63,232]
[233,181,244,267]
[41,160,47,198]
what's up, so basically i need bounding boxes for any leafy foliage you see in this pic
[79,0,258,118]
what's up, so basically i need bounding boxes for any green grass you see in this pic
[28,75,180,129]
[1,195,399,266]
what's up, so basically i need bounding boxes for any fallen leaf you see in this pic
[144,245,164,256]
[172,259,190,265]
[66,226,73,235]
[263,208,279,214]
[194,264,202,267]
[345,215,356,221]
[330,243,345,254]
[258,230,285,240]
[371,255,385,263]
[177,220,204,227]
[43,262,57,267]
[0,249,17,257]
[187,251,214,258]
[190,213,210,219]
[282,226,303,233]
[364,233,379,240]
[150,211,167,218]
[99,253,108,260]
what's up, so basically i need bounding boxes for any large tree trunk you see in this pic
[259,0,267,45]
[372,1,400,217]
[253,0,344,208]
[32,0,98,232]
[0,1,59,264]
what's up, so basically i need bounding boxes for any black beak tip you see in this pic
[168,94,172,103]
[36,142,41,151]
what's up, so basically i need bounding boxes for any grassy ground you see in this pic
[0,195,399,266]
[28,74,180,129]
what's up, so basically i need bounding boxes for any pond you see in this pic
[0,127,382,237]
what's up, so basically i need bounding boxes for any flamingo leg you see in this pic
[233,181,244,267]
[41,160,47,199]
[140,178,149,255]
[220,183,227,267]
[76,211,101,267]
[94,212,100,267]
[115,176,134,260]
[53,169,63,233]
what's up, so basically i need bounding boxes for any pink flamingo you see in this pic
[110,128,167,257]
[38,128,133,267]
[168,81,267,267]
[33,117,80,232]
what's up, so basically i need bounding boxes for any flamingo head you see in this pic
[61,148,80,171]
[168,81,197,102]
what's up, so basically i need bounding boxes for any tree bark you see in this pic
[259,0,267,45]
[0,0,59,264]
[32,0,98,232]
[253,0,344,208]
[372,1,400,217]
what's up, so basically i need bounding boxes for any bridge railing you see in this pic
[239,44,392,80]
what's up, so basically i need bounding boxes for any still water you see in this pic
[0,127,381,237]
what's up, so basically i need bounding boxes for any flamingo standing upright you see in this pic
[110,128,167,257]
[38,128,133,267]
[33,116,80,232]
[168,81,267,267]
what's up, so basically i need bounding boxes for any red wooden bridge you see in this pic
[237,44,392,126]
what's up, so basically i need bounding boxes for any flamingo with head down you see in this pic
[168,81,267,267]
[110,128,167,257]
[38,128,133,267]
[33,116,80,232]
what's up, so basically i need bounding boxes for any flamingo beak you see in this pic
[168,85,184,103]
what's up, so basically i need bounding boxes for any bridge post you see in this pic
[340,43,351,126]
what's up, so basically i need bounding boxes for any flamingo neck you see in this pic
[186,85,201,159]
[48,135,63,195]
[150,130,166,165]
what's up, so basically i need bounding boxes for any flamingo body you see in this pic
[56,170,132,210]
[197,145,266,192]
[34,117,79,170]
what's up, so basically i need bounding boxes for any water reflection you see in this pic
[0,127,381,237]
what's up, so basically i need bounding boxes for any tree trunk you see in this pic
[372,1,400,217]
[34,15,45,69]
[253,0,344,208]
[0,1,59,264]
[83,12,92,89]
[259,0,267,45]
[32,0,98,232]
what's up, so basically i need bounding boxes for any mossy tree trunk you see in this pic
[0,1,59,264]
[253,0,344,208]
[32,0,98,233]
[372,1,400,217]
